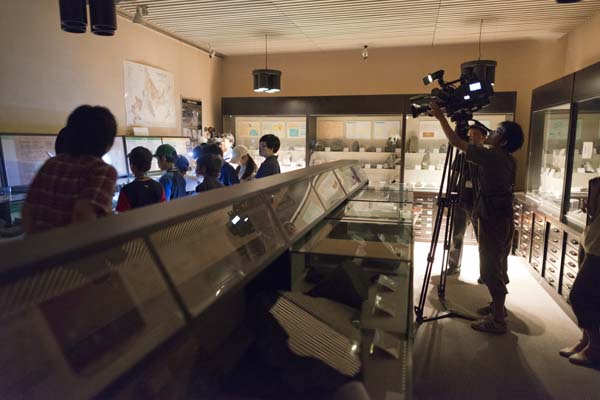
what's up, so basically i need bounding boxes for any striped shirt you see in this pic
[25,154,117,234]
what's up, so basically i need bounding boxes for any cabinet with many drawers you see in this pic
[513,195,584,310]
[412,191,478,243]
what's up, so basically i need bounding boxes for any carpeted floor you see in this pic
[412,242,600,400]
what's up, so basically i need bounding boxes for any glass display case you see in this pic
[310,115,403,186]
[565,98,600,227]
[404,112,514,191]
[233,116,307,173]
[526,104,572,217]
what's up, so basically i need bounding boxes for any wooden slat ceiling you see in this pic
[117,0,600,56]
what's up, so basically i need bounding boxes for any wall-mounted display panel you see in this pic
[565,98,600,227]
[311,115,403,187]
[1,135,56,187]
[102,137,128,177]
[234,116,306,174]
[526,104,572,217]
[125,137,162,173]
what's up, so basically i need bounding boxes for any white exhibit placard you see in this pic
[582,141,594,159]
[419,121,445,140]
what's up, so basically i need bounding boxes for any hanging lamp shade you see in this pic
[59,0,87,33]
[253,69,281,93]
[89,0,117,36]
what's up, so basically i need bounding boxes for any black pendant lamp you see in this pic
[253,34,281,93]
[59,0,117,36]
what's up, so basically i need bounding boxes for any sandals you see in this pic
[559,341,588,358]
[569,347,600,366]
[471,316,508,334]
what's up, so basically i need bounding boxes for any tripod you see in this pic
[414,117,476,323]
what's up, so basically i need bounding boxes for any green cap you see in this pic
[154,144,177,159]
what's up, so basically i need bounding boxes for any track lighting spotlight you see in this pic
[362,45,369,61]
[133,5,148,24]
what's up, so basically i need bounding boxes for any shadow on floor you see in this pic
[418,274,547,337]
[413,319,554,400]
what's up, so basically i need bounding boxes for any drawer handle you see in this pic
[535,235,541,240]
[571,239,579,245]
[568,261,576,268]
[548,267,556,273]
[551,248,558,254]
[552,238,559,243]
[533,264,539,271]
[536,218,543,223]
[569,250,577,256]
[567,272,575,279]
[550,257,557,263]
[534,244,540,250]
[567,283,573,289]
[553,228,559,233]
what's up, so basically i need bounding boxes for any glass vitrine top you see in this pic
[292,218,412,261]
[328,200,413,224]
[526,104,571,217]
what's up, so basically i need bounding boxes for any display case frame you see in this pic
[0,160,369,399]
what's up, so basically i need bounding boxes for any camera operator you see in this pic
[430,101,524,334]
[447,125,487,277]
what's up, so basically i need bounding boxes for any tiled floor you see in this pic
[412,242,600,400]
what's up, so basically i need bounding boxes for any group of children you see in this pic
[23,105,283,235]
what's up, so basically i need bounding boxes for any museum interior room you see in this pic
[1,0,600,399]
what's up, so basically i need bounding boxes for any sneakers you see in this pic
[476,302,508,317]
[471,315,508,334]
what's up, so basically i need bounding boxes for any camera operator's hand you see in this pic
[429,101,445,121]
[428,101,469,152]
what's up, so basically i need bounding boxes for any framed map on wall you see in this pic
[124,61,176,128]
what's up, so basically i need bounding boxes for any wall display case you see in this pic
[526,104,572,218]
[0,161,414,400]
[233,116,307,173]
[564,98,600,228]
[310,115,403,186]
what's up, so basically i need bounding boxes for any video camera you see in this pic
[410,59,497,120]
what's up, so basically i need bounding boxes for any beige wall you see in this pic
[222,39,567,189]
[0,0,222,136]
[564,13,600,74]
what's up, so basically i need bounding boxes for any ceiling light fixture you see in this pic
[59,0,118,36]
[362,45,368,62]
[252,34,282,93]
[556,0,582,3]
[133,5,148,24]
[208,44,216,59]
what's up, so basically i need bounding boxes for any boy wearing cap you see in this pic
[195,153,224,193]
[154,144,187,201]
[256,134,281,179]
[116,147,165,212]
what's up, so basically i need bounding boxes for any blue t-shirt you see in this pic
[256,155,281,179]
[159,169,187,201]
[220,162,240,186]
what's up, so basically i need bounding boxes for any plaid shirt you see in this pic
[25,154,117,234]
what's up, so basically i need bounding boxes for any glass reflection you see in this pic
[526,104,571,216]
[566,98,600,227]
